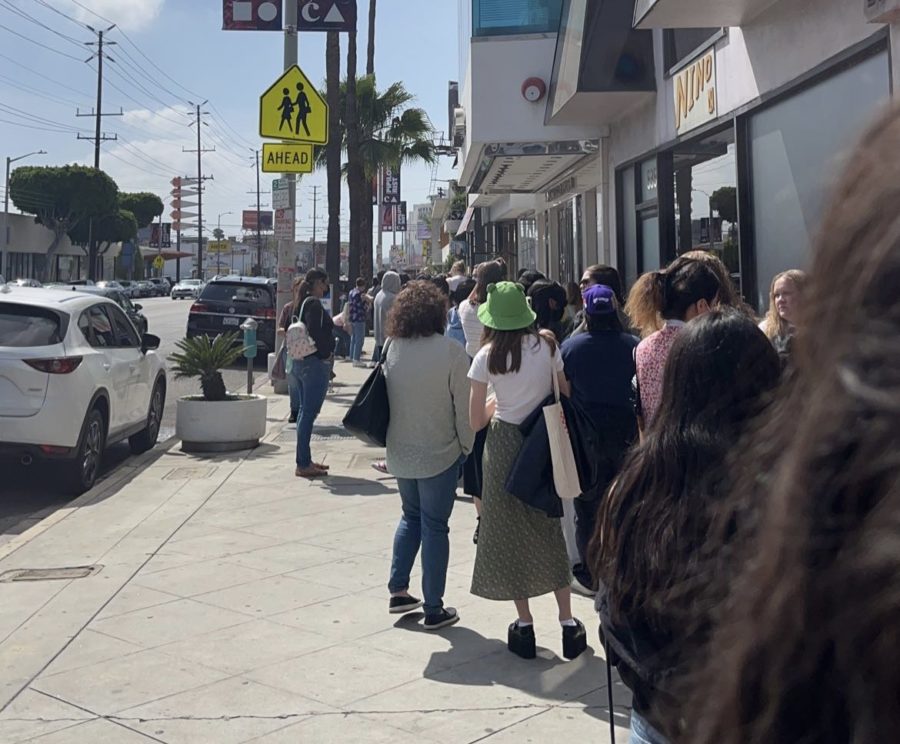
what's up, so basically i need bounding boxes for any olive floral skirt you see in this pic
[471,419,571,601]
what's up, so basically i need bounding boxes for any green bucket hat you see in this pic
[477,281,537,331]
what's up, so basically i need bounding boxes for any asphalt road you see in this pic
[0,295,271,545]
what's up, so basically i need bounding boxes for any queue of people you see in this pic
[280,107,900,742]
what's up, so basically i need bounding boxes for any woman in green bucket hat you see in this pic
[467,281,588,660]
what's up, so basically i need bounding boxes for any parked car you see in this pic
[13,278,43,288]
[171,279,203,300]
[147,278,169,296]
[52,286,148,336]
[96,281,125,293]
[0,286,166,494]
[117,280,138,298]
[136,281,155,298]
[187,276,276,354]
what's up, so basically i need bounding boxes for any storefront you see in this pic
[615,28,891,308]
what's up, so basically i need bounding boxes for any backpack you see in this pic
[286,297,319,360]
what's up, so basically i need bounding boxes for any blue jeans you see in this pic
[388,458,462,615]
[349,321,366,362]
[287,362,300,415]
[629,711,669,744]
[291,356,330,468]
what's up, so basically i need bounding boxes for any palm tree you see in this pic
[367,0,376,76]
[325,31,341,302]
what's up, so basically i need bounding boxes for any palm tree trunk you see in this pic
[366,0,376,76]
[346,26,363,282]
[325,31,342,308]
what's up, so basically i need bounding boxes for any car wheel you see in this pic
[129,381,165,455]
[65,409,105,495]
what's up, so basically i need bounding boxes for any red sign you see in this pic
[298,0,357,32]
[380,205,394,231]
[223,0,282,30]
[242,210,274,231]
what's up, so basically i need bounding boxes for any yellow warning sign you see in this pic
[259,65,328,145]
[152,255,164,270]
[207,240,230,253]
[262,143,314,174]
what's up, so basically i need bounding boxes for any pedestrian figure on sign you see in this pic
[278,88,294,132]
[294,83,312,137]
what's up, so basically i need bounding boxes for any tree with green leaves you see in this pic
[119,192,164,229]
[9,165,118,282]
[710,186,737,226]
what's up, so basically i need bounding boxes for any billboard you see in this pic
[242,210,274,231]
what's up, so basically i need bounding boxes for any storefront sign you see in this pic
[544,177,577,204]
[674,48,717,135]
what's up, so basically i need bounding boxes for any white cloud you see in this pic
[67,0,165,33]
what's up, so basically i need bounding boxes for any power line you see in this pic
[26,0,88,30]
[0,20,84,60]
[0,0,85,49]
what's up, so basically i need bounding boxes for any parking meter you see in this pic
[240,318,258,394]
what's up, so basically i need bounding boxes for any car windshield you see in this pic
[182,280,201,286]
[200,283,273,306]
[0,303,63,346]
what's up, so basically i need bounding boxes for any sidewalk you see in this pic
[0,344,632,744]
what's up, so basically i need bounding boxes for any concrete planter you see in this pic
[176,394,268,453]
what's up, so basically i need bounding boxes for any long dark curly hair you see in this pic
[684,106,900,744]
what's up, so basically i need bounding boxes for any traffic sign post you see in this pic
[262,143,314,173]
[259,65,329,145]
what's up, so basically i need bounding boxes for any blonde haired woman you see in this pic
[760,269,808,364]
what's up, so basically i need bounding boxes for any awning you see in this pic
[633,0,779,28]
[456,207,475,237]
[139,247,193,260]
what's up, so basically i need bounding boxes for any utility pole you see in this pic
[311,185,319,257]
[185,103,214,279]
[3,150,46,279]
[77,25,122,168]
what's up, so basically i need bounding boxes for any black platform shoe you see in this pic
[508,621,536,659]
[562,619,588,660]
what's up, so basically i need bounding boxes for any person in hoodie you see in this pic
[373,270,401,365]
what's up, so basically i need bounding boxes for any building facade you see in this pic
[455,0,899,308]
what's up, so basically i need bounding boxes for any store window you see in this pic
[673,126,740,289]
[749,48,889,309]
[618,157,659,291]
[664,28,721,73]
[517,217,537,271]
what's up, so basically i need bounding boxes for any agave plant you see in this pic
[168,333,245,402]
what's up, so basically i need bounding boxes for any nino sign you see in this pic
[674,48,717,135]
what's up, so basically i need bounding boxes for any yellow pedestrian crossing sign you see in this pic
[259,65,328,145]
[152,255,164,270]
[262,143,314,174]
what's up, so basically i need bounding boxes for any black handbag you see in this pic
[342,340,391,446]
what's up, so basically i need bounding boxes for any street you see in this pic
[0,297,271,546]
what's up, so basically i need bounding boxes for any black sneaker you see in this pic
[389,595,423,614]
[562,619,588,660]
[288,412,298,424]
[423,607,459,631]
[508,621,536,659]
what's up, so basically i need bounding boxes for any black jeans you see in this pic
[573,497,601,588]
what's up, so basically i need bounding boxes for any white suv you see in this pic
[0,286,167,494]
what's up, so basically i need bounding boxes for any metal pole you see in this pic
[276,0,298,324]
[2,156,9,278]
[175,228,181,282]
[247,357,253,394]
[377,169,383,270]
[255,149,262,274]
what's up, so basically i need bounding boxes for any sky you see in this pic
[0,0,460,248]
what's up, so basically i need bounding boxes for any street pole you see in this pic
[175,227,182,282]
[377,169,383,270]
[185,105,214,280]
[276,0,298,324]
[311,185,318,266]
[3,150,47,279]
[255,149,262,275]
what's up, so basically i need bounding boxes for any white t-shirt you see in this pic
[458,299,486,358]
[469,336,563,425]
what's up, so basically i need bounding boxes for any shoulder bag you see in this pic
[342,338,392,446]
[286,297,318,361]
[543,345,582,500]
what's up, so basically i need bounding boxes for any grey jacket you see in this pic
[374,271,401,346]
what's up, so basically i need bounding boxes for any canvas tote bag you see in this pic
[543,348,582,501]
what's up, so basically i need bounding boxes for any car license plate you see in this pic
[222,317,240,326]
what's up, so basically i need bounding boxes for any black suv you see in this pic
[187,276,277,354]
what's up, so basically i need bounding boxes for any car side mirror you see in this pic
[141,333,161,353]
[133,303,143,311]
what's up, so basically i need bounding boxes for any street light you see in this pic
[216,211,233,276]
[3,150,47,278]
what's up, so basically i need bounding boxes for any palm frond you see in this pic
[168,333,244,381]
